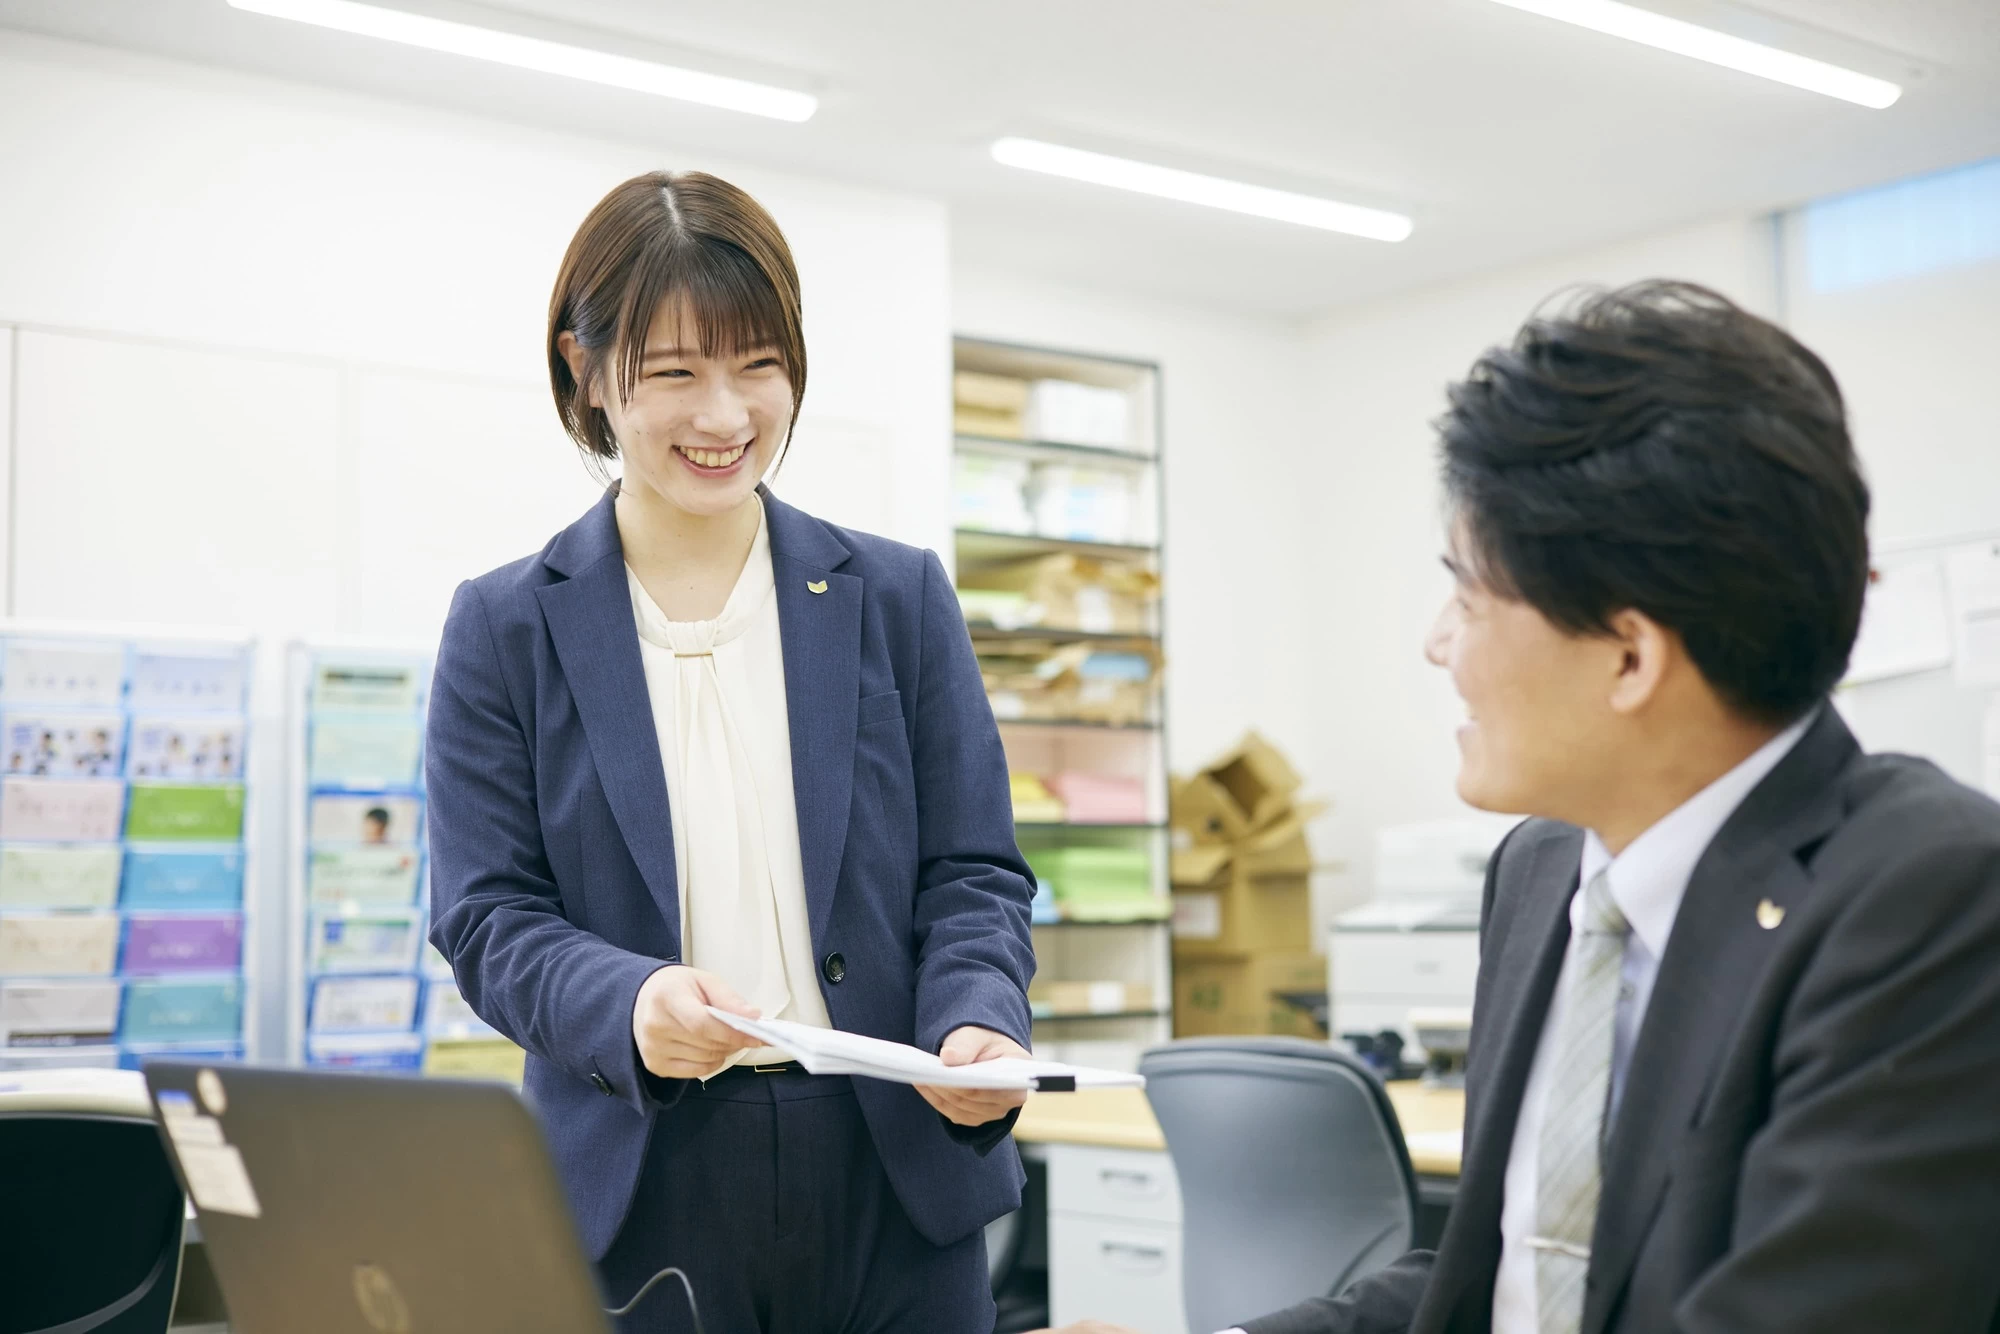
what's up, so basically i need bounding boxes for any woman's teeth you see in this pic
[680,445,746,469]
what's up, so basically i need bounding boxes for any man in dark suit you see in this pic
[1050,281,2000,1334]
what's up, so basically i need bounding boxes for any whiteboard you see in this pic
[1833,531,2000,795]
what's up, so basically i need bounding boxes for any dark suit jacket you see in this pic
[1245,706,2000,1334]
[425,484,1036,1260]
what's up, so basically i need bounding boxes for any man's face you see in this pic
[1424,531,1624,822]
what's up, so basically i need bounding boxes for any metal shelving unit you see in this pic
[952,336,1168,1071]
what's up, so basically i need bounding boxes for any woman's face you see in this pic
[585,295,795,519]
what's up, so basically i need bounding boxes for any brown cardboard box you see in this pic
[1206,731,1303,833]
[1173,953,1326,1038]
[1171,875,1313,957]
[1171,772,1251,844]
[1029,980,1155,1016]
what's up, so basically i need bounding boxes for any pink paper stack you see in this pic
[1048,772,1149,824]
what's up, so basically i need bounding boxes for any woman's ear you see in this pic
[556,331,601,409]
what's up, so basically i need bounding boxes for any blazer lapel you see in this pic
[1582,707,1859,1333]
[762,488,860,946]
[534,487,682,940]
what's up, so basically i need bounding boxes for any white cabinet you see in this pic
[1043,1143,1188,1334]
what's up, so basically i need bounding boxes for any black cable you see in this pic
[604,1265,704,1332]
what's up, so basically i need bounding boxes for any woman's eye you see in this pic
[745,357,780,371]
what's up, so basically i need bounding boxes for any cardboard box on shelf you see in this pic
[1029,980,1155,1017]
[954,371,1030,439]
[1172,953,1326,1038]
[958,553,1159,636]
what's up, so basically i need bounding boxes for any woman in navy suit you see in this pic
[425,171,1037,1333]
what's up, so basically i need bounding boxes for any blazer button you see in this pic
[822,952,846,984]
[591,1072,612,1096]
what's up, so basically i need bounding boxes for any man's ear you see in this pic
[1605,608,1674,716]
[556,331,601,410]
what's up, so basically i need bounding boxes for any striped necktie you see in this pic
[1532,867,1630,1334]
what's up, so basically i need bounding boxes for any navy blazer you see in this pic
[426,484,1036,1260]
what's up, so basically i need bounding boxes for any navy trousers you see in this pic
[596,1069,994,1334]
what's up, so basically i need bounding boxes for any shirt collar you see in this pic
[1577,710,1816,958]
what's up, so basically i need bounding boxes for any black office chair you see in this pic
[1140,1037,1417,1334]
[0,1070,185,1334]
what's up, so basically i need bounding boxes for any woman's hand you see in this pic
[630,965,759,1079]
[914,1025,1033,1126]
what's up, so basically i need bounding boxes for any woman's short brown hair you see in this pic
[547,170,806,465]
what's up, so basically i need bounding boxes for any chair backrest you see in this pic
[0,1069,185,1334]
[1139,1037,1417,1334]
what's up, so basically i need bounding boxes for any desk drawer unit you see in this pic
[1048,1212,1187,1334]
[1045,1143,1183,1225]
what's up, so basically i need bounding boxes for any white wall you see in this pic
[1297,218,1778,912]
[950,268,1321,781]
[0,29,953,641]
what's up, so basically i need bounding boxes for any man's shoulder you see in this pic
[1824,749,2000,882]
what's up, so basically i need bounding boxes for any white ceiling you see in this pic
[3,0,1997,319]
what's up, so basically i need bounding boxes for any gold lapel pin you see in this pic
[807,579,828,595]
[1756,899,1786,930]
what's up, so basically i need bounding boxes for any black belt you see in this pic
[701,1060,807,1084]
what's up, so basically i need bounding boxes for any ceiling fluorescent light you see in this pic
[225,0,817,122]
[990,138,1412,242]
[1485,0,1901,108]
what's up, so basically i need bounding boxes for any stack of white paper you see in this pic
[708,1008,1144,1093]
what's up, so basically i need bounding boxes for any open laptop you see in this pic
[142,1061,616,1334]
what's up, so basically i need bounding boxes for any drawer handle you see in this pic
[1100,1239,1168,1272]
[1099,1168,1160,1194]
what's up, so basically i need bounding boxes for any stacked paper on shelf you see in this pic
[1048,772,1148,824]
[128,717,246,780]
[125,783,245,842]
[2,712,124,777]
[122,976,242,1044]
[0,641,126,709]
[958,553,1158,635]
[0,913,121,975]
[953,371,1031,439]
[122,914,243,974]
[1028,465,1137,545]
[0,777,125,841]
[122,847,244,911]
[0,977,122,1045]
[979,642,1160,726]
[1029,846,1162,921]
[1009,773,1067,824]
[0,844,124,909]
[1024,379,1131,449]
[709,1008,1144,1091]
[952,454,1035,534]
[1030,980,1154,1017]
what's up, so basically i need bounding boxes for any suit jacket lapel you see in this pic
[1582,707,1858,1333]
[534,486,682,940]
[1436,824,1580,1323]
[761,488,859,946]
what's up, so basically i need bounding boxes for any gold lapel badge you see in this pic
[1756,898,1786,930]
[807,579,828,595]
